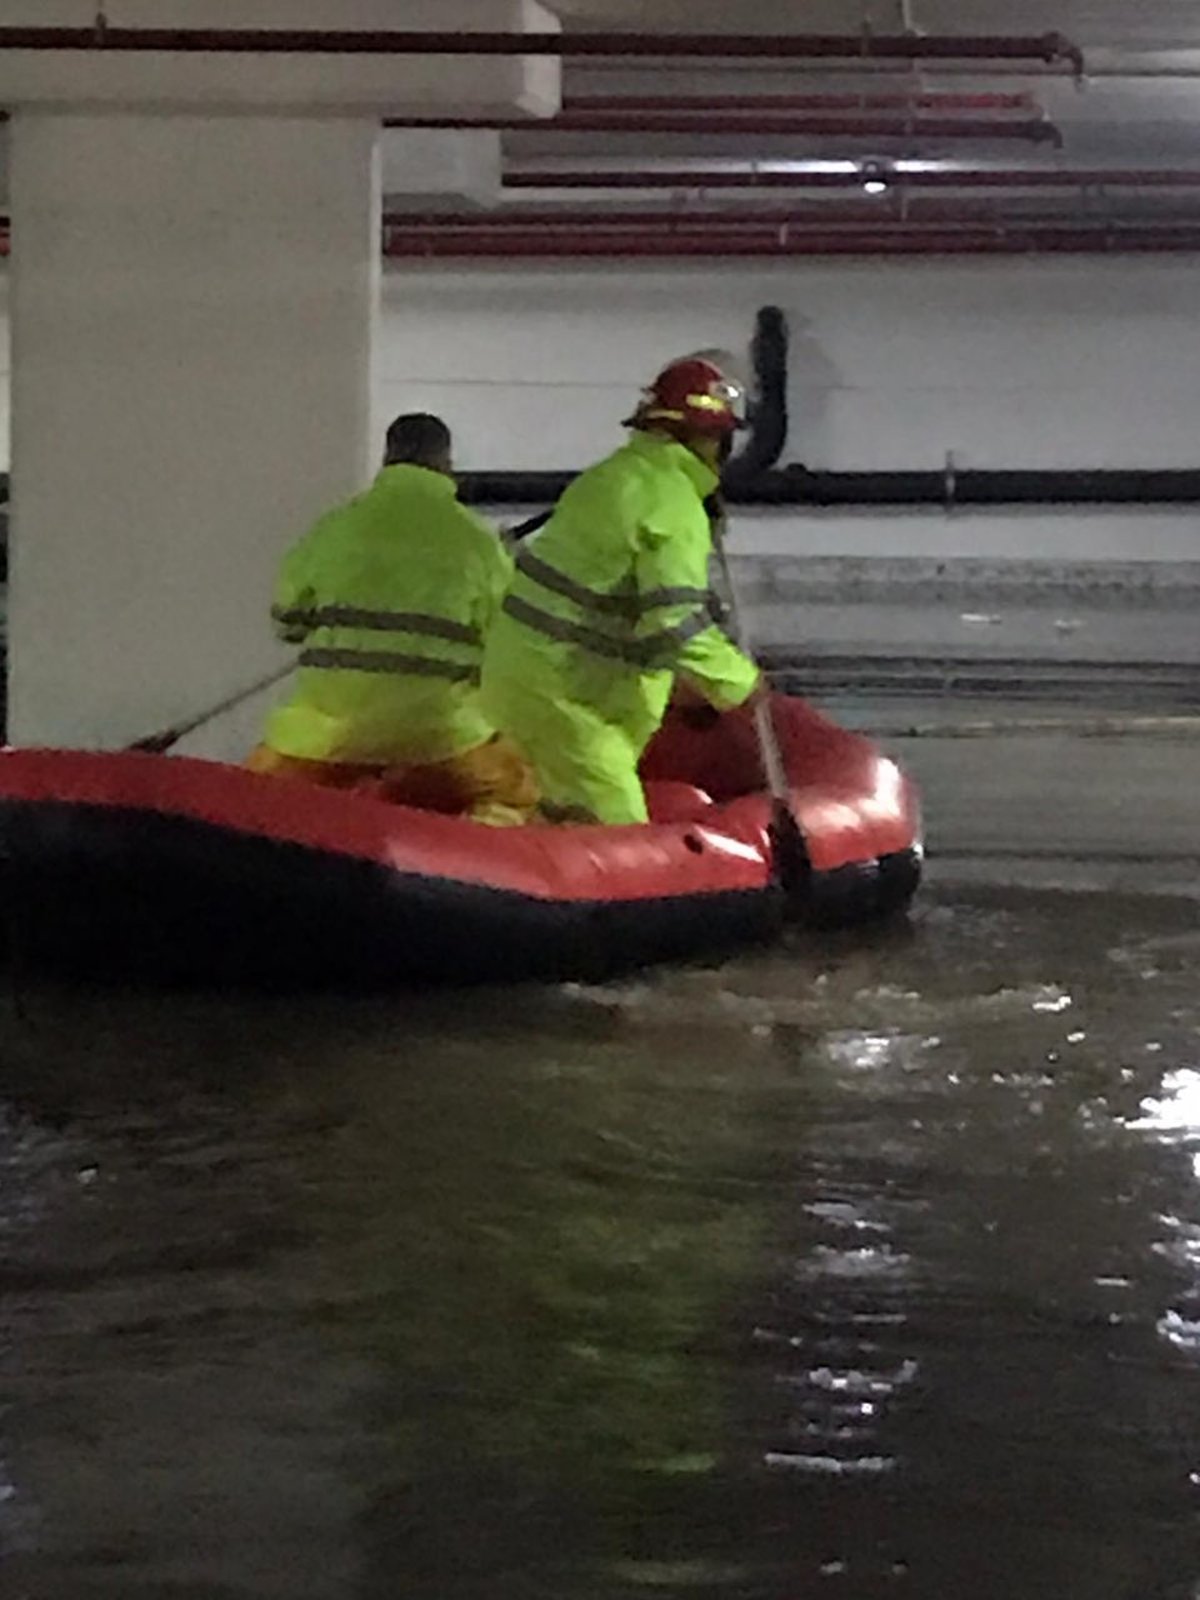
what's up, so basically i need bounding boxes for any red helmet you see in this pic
[630,356,746,439]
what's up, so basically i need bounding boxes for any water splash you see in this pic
[1158,1311,1200,1355]
[1126,1070,1200,1139]
[764,1452,897,1476]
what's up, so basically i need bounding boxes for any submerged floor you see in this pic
[1,879,1199,1598]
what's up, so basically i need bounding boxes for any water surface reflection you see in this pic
[0,887,1198,1597]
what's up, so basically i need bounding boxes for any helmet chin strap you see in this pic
[684,433,730,470]
[624,394,736,462]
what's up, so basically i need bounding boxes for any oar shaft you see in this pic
[127,661,294,753]
[708,500,810,902]
[752,695,792,802]
[709,507,792,809]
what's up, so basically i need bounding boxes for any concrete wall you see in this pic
[5,251,1200,488]
[378,256,1200,479]
[4,252,1200,550]
[376,257,1200,672]
[0,275,10,468]
[2,254,1199,755]
[5,113,384,753]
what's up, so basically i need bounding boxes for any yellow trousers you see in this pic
[481,676,652,826]
[246,733,540,827]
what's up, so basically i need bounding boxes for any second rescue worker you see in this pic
[481,357,762,825]
[249,413,538,825]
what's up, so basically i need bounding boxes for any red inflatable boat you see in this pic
[0,692,921,985]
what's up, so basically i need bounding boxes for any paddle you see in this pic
[126,661,295,755]
[707,496,811,902]
[502,494,810,899]
[502,508,552,544]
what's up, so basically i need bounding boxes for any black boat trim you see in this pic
[0,798,920,986]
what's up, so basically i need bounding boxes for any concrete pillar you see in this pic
[6,112,380,756]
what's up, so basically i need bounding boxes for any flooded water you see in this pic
[1,885,1199,1599]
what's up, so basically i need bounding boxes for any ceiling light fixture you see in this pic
[755,159,862,176]
[861,161,890,195]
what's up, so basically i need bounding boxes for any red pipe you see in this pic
[383,226,1200,258]
[387,206,1200,231]
[386,200,1198,231]
[5,220,1193,257]
[565,92,1038,113]
[505,167,1200,192]
[0,28,1084,70]
[392,112,1061,145]
[4,224,1196,260]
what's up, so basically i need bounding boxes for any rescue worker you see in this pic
[480,358,762,825]
[248,413,539,825]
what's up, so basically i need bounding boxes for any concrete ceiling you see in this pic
[393,0,1200,242]
[548,0,1200,49]
[1,3,1194,245]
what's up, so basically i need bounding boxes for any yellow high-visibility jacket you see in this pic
[480,431,759,822]
[264,465,511,765]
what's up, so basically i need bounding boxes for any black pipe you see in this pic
[482,304,790,535]
[737,466,1200,506]
[456,302,1200,510]
[463,466,1200,509]
[723,306,789,490]
[0,28,1085,70]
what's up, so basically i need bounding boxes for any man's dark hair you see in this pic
[385,412,452,469]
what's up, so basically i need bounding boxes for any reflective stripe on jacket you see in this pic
[481,431,759,759]
[263,465,511,765]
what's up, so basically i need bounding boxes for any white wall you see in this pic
[379,257,1200,474]
[376,256,1200,568]
[0,274,10,470]
[3,252,1200,476]
[372,256,1200,672]
[4,253,1200,567]
[5,114,380,753]
[10,234,1191,861]
[3,253,1200,748]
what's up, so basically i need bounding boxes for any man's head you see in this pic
[625,357,746,465]
[384,412,454,476]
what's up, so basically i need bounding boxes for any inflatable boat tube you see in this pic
[0,692,921,985]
